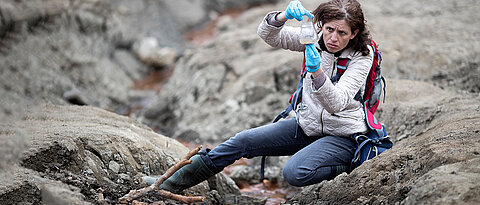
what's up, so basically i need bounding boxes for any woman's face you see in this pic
[321,19,359,53]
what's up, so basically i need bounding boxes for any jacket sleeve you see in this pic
[257,11,305,52]
[312,46,374,113]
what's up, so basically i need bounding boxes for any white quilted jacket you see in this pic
[258,12,373,137]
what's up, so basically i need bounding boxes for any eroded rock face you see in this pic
[0,105,239,204]
[377,79,453,141]
[403,158,480,204]
[139,4,304,142]
[0,0,282,124]
[0,0,151,119]
[0,166,90,205]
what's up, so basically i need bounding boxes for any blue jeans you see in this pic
[200,118,357,187]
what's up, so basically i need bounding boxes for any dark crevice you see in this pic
[86,147,104,164]
[273,71,280,92]
[78,137,105,165]
[218,62,240,92]
[66,96,88,106]
[193,87,199,102]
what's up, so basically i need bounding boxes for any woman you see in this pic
[145,0,374,193]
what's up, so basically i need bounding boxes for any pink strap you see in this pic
[364,101,382,130]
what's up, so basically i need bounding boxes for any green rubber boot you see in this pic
[142,155,215,194]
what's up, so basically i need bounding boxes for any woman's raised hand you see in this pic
[305,44,321,73]
[284,1,314,21]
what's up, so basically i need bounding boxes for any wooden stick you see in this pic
[157,190,205,203]
[118,188,154,204]
[154,146,202,189]
[117,146,203,203]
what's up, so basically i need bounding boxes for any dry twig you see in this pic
[115,146,205,204]
[157,190,205,203]
[154,146,203,189]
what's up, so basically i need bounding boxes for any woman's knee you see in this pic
[282,163,332,187]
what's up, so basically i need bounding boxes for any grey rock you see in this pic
[139,11,302,142]
[133,37,178,68]
[1,0,479,204]
[0,105,240,203]
[108,161,120,174]
[402,158,480,204]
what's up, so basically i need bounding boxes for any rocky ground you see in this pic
[1,0,479,204]
[0,105,242,204]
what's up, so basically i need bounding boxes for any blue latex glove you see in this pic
[305,44,321,72]
[285,1,314,21]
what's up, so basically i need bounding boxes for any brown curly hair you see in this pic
[312,0,371,56]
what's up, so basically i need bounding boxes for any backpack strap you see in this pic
[273,57,306,123]
[351,125,392,170]
[260,154,267,180]
[332,58,364,102]
[336,58,351,73]
[331,58,350,83]
[364,100,382,130]
[332,51,384,131]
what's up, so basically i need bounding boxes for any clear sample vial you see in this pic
[299,17,318,44]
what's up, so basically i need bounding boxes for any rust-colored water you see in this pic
[185,6,250,48]
[241,183,298,205]
[133,67,175,92]
[130,6,253,95]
